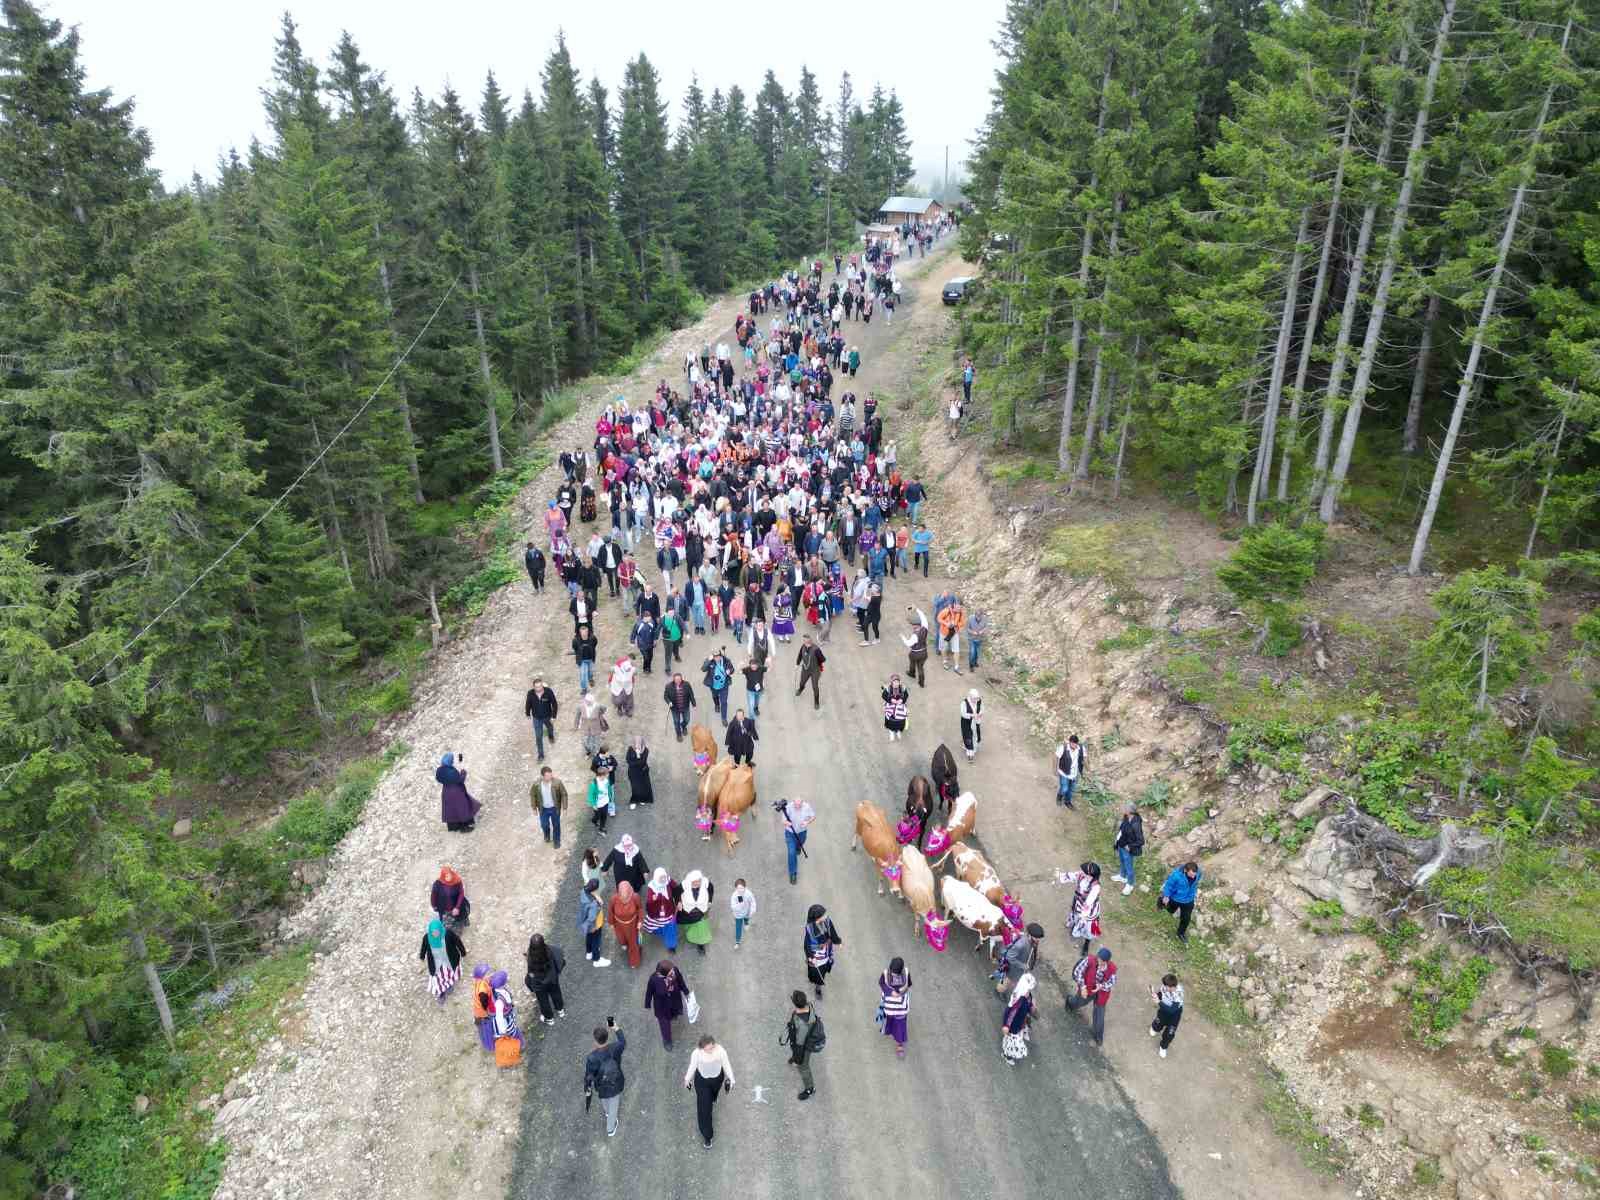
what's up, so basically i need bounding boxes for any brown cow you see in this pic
[940,876,1006,953]
[905,775,934,833]
[930,744,960,813]
[689,724,718,775]
[697,760,731,841]
[849,800,902,896]
[715,764,757,854]
[947,841,1005,905]
[898,844,938,935]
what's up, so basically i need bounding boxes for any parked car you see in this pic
[942,277,975,305]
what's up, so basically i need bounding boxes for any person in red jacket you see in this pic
[1066,946,1117,1048]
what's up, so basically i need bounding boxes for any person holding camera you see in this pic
[779,795,815,886]
[583,1017,627,1138]
[784,990,822,1100]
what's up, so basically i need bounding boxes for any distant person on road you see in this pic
[643,868,682,953]
[530,766,567,849]
[877,957,912,1058]
[608,881,644,970]
[1058,861,1104,959]
[1067,947,1117,1048]
[1001,972,1036,1064]
[683,1034,735,1148]
[600,833,649,892]
[794,636,826,710]
[420,915,465,1004]
[584,1018,627,1137]
[574,691,609,759]
[1151,974,1185,1059]
[524,677,558,761]
[524,541,546,591]
[643,958,689,1049]
[664,672,697,741]
[577,879,610,968]
[1158,861,1203,944]
[725,709,758,766]
[1055,734,1087,808]
[430,864,471,931]
[785,990,821,1100]
[960,689,983,760]
[729,878,757,949]
[965,609,991,670]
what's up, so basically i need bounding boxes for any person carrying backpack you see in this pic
[583,1017,627,1138]
[783,990,824,1100]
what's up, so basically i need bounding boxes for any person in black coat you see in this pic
[600,833,650,891]
[725,711,758,766]
[625,737,655,807]
[1113,803,1146,896]
[524,933,566,1023]
[524,542,546,591]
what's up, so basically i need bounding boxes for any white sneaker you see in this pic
[1150,1027,1159,1037]
[1122,884,1134,896]
[1110,874,1125,883]
[1159,1048,1167,1058]
[630,803,637,810]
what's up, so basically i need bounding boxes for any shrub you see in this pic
[1216,522,1323,608]
[1428,844,1600,973]
[1405,948,1493,1048]
[1572,1095,1600,1132]
[1543,1045,1578,1079]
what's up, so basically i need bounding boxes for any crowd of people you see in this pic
[421,228,1206,1150]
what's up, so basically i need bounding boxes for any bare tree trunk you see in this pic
[1524,403,1569,558]
[467,264,505,473]
[1279,74,1359,501]
[372,237,426,503]
[310,417,355,589]
[201,922,219,971]
[1248,206,1312,525]
[1403,289,1441,455]
[131,931,174,1048]
[1075,204,1122,481]
[1409,18,1570,574]
[1112,336,1140,499]
[299,611,325,722]
[1055,2,1118,473]
[1322,0,1456,523]
[1309,36,1412,504]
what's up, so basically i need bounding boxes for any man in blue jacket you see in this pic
[583,1018,627,1137]
[1158,861,1203,944]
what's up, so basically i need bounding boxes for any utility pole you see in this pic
[944,145,949,201]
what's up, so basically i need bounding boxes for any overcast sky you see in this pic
[55,1,998,192]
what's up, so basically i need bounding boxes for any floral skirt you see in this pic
[1002,1026,1030,1061]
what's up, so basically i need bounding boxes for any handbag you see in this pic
[874,1001,886,1030]
[685,990,701,1024]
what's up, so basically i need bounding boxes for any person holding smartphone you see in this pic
[583,1017,627,1138]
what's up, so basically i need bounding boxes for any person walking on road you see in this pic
[525,678,558,761]
[523,933,566,1026]
[530,766,567,849]
[578,879,610,967]
[740,659,765,718]
[608,654,636,718]
[960,689,982,760]
[1059,861,1104,959]
[729,878,757,949]
[436,752,479,833]
[994,922,1044,995]
[780,796,815,885]
[701,646,734,725]
[903,615,930,688]
[643,958,689,1048]
[1112,803,1145,896]
[1150,973,1185,1058]
[1001,972,1036,1064]
[725,709,758,766]
[683,1034,735,1149]
[882,675,909,742]
[574,692,609,759]
[677,870,715,956]
[572,624,598,693]
[524,541,546,591]
[877,957,912,1058]
[803,904,842,999]
[1055,734,1087,808]
[643,868,682,953]
[600,833,649,892]
[608,881,644,969]
[1158,861,1203,944]
[584,1018,627,1137]
[625,734,654,807]
[794,635,826,710]
[966,608,990,670]
[586,762,616,834]
[663,672,697,741]
[1067,947,1117,1047]
[785,991,822,1100]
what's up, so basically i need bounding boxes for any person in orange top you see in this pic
[608,880,644,968]
[937,600,967,675]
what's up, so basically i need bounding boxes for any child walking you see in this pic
[1150,973,1184,1058]
[729,878,757,949]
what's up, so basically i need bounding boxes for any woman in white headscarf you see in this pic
[1001,972,1036,1063]
[677,870,715,956]
[643,867,681,952]
[960,689,983,760]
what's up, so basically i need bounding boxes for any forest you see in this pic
[963,0,1600,1075]
[0,3,914,1191]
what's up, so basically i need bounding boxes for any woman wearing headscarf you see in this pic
[490,969,522,1067]
[419,915,465,1004]
[608,881,644,968]
[471,964,495,1050]
[436,752,479,833]
[1001,972,1036,1064]
[608,655,636,718]
[523,933,566,1025]
[1059,861,1104,959]
[575,692,610,759]
[600,833,649,891]
[878,956,913,1058]
[430,865,471,930]
[881,675,909,742]
[802,904,842,999]
[642,958,690,1049]
[677,871,715,956]
[577,879,610,967]
[625,735,654,808]
[643,868,682,953]
[960,689,983,761]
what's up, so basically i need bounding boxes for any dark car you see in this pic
[942,277,975,305]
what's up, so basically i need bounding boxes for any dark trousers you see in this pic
[664,639,681,667]
[1067,995,1107,1045]
[531,717,555,759]
[1158,896,1194,939]
[603,567,619,596]
[639,644,654,672]
[796,669,820,708]
[866,612,881,640]
[907,652,926,687]
[592,806,609,832]
[693,1071,724,1143]
[671,707,690,737]
[531,981,564,1020]
[528,566,545,591]
[537,805,561,847]
[585,928,603,960]
[914,551,929,577]
[1153,1004,1182,1049]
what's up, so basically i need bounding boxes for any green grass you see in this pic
[1404,948,1493,1048]
[1544,1044,1579,1079]
[1354,916,1423,961]
[1263,1070,1351,1177]
[1572,1095,1600,1132]
[1428,844,1600,974]
[52,945,315,1200]
[988,455,1062,484]
[1413,1158,1443,1187]
[1097,623,1158,653]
